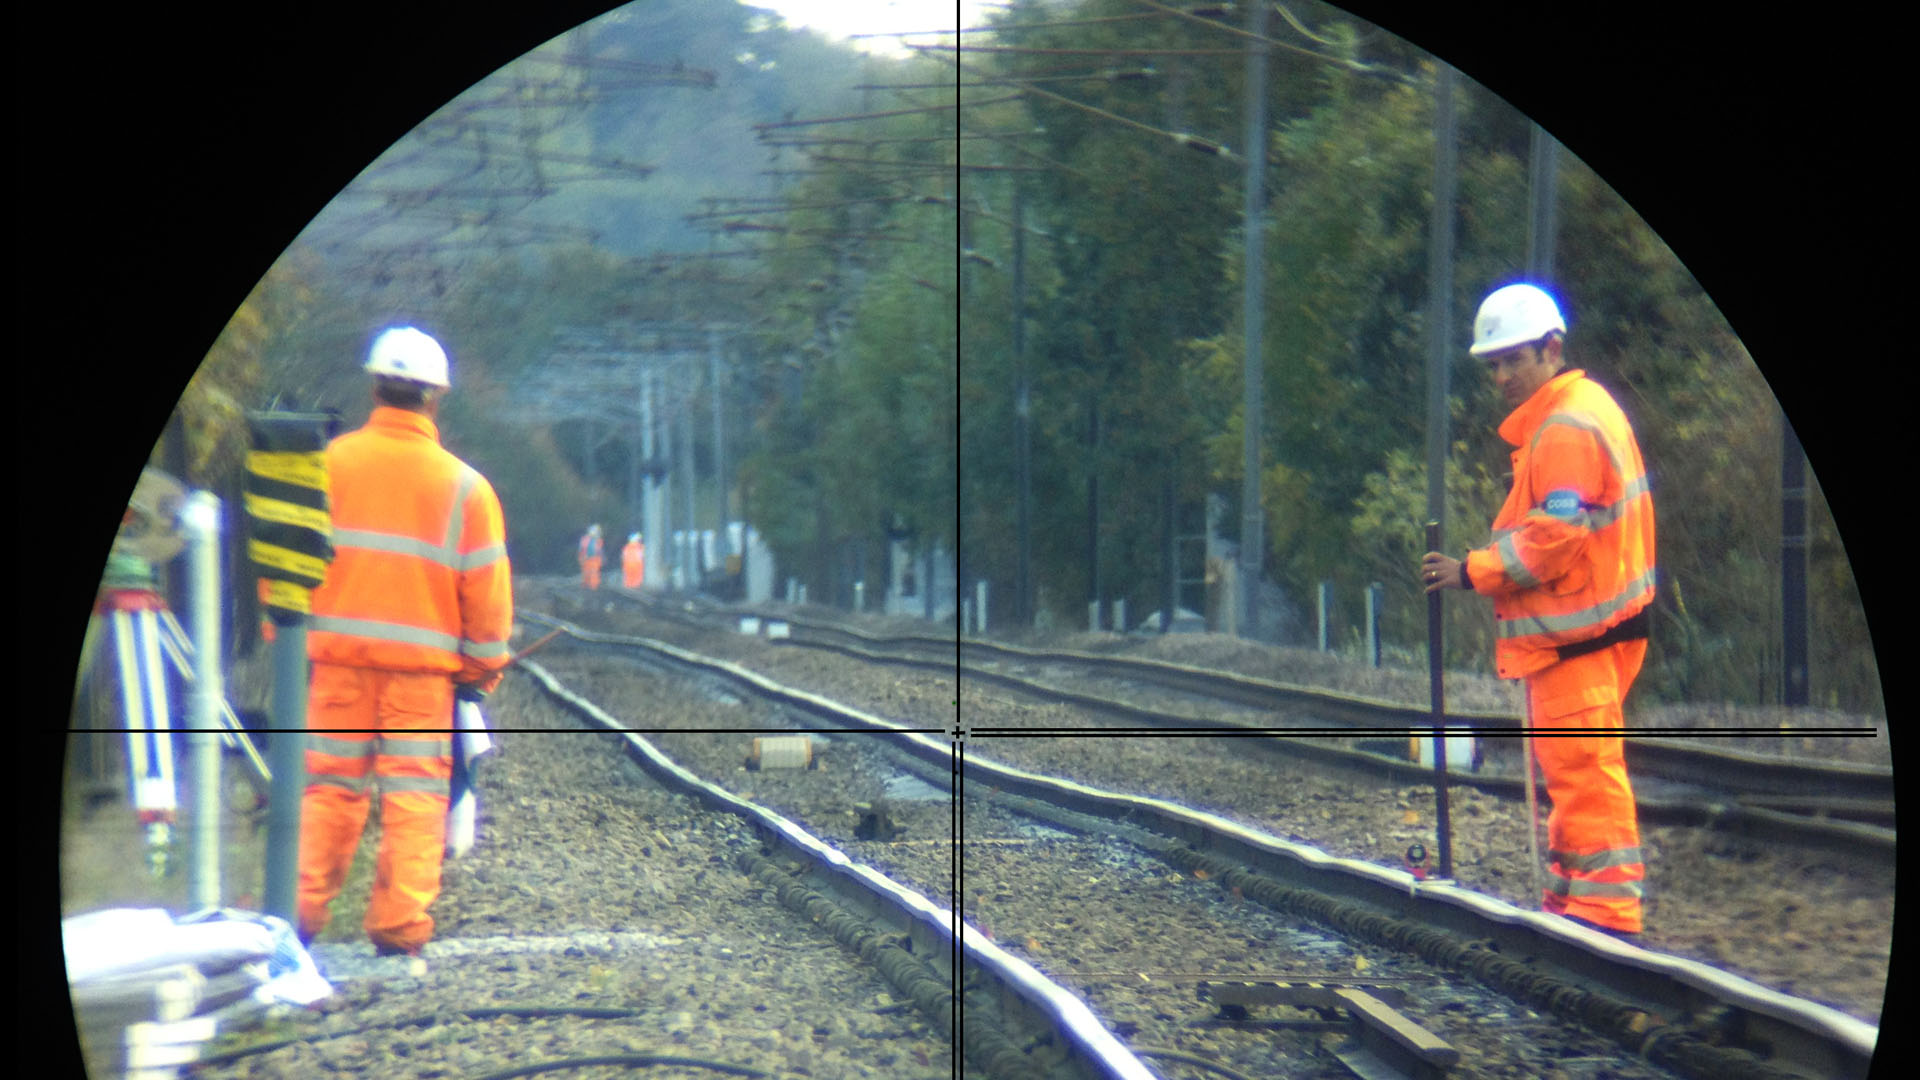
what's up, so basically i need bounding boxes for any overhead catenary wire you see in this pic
[957,124,1095,181]
[684,195,919,219]
[947,1,1415,85]
[763,132,1038,147]
[927,46,1240,164]
[802,155,960,171]
[1130,0,1354,56]
[857,72,1152,88]
[928,43,1248,55]
[956,10,1164,33]
[751,99,981,133]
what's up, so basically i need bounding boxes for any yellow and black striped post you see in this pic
[245,414,336,622]
[245,411,337,927]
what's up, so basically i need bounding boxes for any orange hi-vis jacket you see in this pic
[1464,369,1656,680]
[307,408,514,691]
[621,540,644,588]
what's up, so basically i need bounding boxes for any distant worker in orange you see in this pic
[298,326,514,957]
[622,532,645,589]
[579,524,604,590]
[1421,283,1655,938]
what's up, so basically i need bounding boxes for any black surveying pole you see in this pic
[1426,521,1454,880]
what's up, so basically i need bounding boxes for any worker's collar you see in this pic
[1498,368,1584,446]
[368,405,441,442]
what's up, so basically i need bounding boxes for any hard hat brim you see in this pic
[1469,328,1563,358]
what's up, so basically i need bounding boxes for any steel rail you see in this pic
[601,592,1892,856]
[718,610,1890,810]
[787,632,1897,854]
[517,603,1881,1080]
[514,613,1158,1080]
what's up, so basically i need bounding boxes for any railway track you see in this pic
[186,668,967,1080]
[517,603,1882,1080]
[595,593,1895,850]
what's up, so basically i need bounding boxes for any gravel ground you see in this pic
[68,668,955,1080]
[542,588,1892,1029]
[533,648,1691,1080]
[60,582,1890,1079]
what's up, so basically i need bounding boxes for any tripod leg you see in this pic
[116,608,178,876]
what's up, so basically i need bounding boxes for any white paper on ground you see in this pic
[177,908,332,1006]
[65,909,271,984]
[65,909,330,1006]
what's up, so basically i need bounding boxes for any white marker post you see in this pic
[182,492,224,911]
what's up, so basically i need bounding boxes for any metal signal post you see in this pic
[1425,520,1454,881]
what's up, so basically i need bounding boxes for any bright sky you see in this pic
[754,0,995,57]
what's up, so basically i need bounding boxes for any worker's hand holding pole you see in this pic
[1423,522,1454,880]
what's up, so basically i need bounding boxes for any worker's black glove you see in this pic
[454,684,488,705]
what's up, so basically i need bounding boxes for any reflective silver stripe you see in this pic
[1582,475,1651,530]
[1497,569,1657,640]
[462,638,512,660]
[1543,868,1643,898]
[332,467,480,571]
[378,736,452,758]
[1533,505,1594,530]
[310,615,462,652]
[1550,847,1644,872]
[1496,533,1538,588]
[332,528,460,568]
[1533,410,1630,480]
[445,467,480,550]
[379,774,451,795]
[462,543,507,570]
[308,732,373,757]
[309,772,371,794]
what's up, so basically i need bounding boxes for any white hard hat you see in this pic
[629,533,640,543]
[366,326,451,388]
[1469,284,1566,357]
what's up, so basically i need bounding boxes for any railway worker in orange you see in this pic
[298,325,514,957]
[579,524,604,589]
[621,531,645,589]
[1420,283,1656,937]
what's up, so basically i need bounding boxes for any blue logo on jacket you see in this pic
[1543,490,1582,521]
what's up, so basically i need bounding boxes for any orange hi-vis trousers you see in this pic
[297,663,454,952]
[1528,638,1648,934]
[581,557,602,590]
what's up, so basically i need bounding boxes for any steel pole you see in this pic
[683,382,698,588]
[1781,415,1809,705]
[1012,184,1032,628]
[710,327,730,562]
[1526,124,1561,286]
[1425,521,1454,880]
[1425,63,1458,537]
[183,491,224,911]
[1237,0,1271,639]
[642,369,663,590]
[263,619,308,925]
